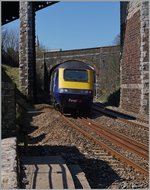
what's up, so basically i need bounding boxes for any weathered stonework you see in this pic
[120,1,149,115]
[2,82,16,138]
[1,138,18,189]
[19,1,36,102]
[140,1,149,114]
[36,46,120,100]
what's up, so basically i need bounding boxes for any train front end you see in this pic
[58,66,94,113]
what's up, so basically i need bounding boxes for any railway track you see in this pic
[92,104,149,146]
[79,117,148,160]
[18,104,148,188]
[61,113,149,176]
[92,104,149,131]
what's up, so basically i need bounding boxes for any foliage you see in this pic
[2,64,19,88]
[2,27,19,51]
[1,27,49,67]
[113,33,120,45]
[96,88,120,107]
[2,27,19,66]
[36,36,49,53]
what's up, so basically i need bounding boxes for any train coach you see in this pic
[49,60,95,114]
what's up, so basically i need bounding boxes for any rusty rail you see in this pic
[92,104,149,131]
[79,117,148,160]
[61,114,149,176]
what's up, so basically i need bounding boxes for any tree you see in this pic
[36,35,49,54]
[2,27,19,66]
[2,27,19,52]
[113,33,120,45]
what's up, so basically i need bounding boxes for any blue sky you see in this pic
[4,1,120,51]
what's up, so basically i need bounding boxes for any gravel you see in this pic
[18,104,149,189]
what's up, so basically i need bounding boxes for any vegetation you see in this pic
[113,33,120,45]
[96,88,120,107]
[2,27,19,67]
[2,64,19,88]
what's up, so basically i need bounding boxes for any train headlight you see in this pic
[88,90,93,94]
[81,90,93,94]
[84,90,89,94]
[59,88,69,93]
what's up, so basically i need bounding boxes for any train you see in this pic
[49,60,95,114]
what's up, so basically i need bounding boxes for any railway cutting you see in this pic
[17,103,149,189]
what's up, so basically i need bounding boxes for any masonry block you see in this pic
[120,1,149,115]
[19,1,36,102]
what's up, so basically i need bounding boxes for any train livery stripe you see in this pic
[58,68,94,90]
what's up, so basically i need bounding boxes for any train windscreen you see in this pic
[64,69,88,82]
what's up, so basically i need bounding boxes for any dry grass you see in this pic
[2,64,19,88]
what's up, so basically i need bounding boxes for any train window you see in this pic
[64,69,88,82]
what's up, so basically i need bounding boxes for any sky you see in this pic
[4,1,120,51]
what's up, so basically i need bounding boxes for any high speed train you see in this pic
[49,60,95,114]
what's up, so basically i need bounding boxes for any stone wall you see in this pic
[2,82,16,138]
[140,2,149,114]
[1,137,18,189]
[120,1,149,115]
[36,46,120,101]
[19,1,36,102]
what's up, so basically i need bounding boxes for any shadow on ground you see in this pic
[18,145,122,189]
[93,101,136,120]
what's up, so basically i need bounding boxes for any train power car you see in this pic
[49,60,95,114]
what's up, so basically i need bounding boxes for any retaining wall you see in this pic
[1,137,18,189]
[2,82,16,138]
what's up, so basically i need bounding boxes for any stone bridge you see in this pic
[36,46,120,101]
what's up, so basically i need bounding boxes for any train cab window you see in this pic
[64,69,88,82]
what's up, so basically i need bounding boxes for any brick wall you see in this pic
[120,1,149,115]
[2,82,16,138]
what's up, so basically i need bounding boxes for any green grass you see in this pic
[95,88,120,107]
[96,95,108,103]
[2,64,19,88]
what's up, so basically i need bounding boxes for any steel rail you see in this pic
[79,117,148,160]
[61,114,149,176]
[92,105,149,131]
[93,103,149,124]
[118,118,149,131]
